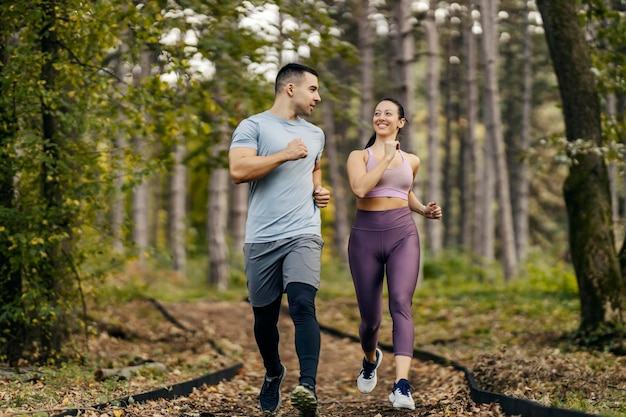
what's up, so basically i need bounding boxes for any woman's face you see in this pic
[372,100,405,138]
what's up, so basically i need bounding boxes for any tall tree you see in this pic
[463,5,480,253]
[515,1,534,263]
[357,0,376,147]
[171,137,187,274]
[207,139,229,290]
[479,0,518,280]
[393,0,418,156]
[321,98,350,261]
[0,18,24,365]
[131,49,155,266]
[537,0,626,334]
[422,5,443,254]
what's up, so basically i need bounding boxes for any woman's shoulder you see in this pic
[348,148,368,158]
[402,151,420,168]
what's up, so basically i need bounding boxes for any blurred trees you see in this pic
[1,0,625,362]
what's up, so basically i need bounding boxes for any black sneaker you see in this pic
[259,364,287,414]
[291,382,319,417]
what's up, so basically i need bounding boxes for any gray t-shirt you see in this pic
[230,111,325,243]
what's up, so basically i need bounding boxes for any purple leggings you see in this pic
[347,206,420,357]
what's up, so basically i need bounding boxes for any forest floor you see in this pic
[2,297,626,417]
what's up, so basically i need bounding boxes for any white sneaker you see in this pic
[356,348,383,394]
[388,378,415,410]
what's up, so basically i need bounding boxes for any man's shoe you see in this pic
[259,364,287,414]
[356,348,383,394]
[291,383,319,417]
[388,378,415,410]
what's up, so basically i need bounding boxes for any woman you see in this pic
[346,98,442,410]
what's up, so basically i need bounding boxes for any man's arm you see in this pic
[229,139,308,184]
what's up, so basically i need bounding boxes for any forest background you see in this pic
[1,0,625,373]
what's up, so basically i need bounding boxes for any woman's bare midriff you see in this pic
[356,197,408,211]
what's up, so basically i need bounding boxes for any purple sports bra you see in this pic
[363,147,413,200]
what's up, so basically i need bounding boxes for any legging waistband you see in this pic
[352,206,414,232]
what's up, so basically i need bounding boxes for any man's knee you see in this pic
[286,283,316,319]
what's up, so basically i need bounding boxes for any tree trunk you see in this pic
[322,99,350,261]
[170,140,187,274]
[393,0,417,156]
[537,0,626,331]
[422,12,443,255]
[514,2,533,264]
[393,0,422,278]
[357,0,375,147]
[479,0,517,280]
[443,31,461,248]
[131,50,153,265]
[230,182,248,251]
[208,117,230,289]
[463,8,479,252]
[39,0,65,358]
[471,0,493,267]
[605,95,621,245]
[0,32,25,365]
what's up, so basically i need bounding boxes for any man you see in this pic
[229,63,330,417]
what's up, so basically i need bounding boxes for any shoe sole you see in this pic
[291,385,318,417]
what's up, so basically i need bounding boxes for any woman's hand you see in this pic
[425,201,442,220]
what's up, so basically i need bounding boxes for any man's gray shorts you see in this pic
[244,234,324,308]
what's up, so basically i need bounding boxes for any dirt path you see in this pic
[116,301,507,417]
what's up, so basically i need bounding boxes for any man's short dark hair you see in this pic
[275,63,318,94]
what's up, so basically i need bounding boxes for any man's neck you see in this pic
[269,102,297,121]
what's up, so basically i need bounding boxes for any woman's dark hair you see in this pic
[275,63,318,94]
[364,98,407,148]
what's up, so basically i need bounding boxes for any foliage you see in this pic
[583,0,626,166]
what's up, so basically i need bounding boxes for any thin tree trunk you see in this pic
[208,162,230,290]
[479,0,517,280]
[208,116,230,289]
[605,94,621,246]
[131,50,153,265]
[393,0,417,156]
[515,1,533,264]
[422,12,443,254]
[230,182,247,251]
[322,99,350,261]
[393,0,421,278]
[357,0,375,147]
[443,32,460,248]
[170,140,187,274]
[463,8,479,252]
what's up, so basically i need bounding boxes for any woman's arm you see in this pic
[346,142,398,198]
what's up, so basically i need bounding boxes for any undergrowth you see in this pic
[2,249,624,417]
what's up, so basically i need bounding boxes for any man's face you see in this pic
[293,72,321,117]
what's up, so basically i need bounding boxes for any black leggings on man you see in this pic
[253,282,320,388]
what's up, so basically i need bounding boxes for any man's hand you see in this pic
[284,138,308,160]
[313,186,330,208]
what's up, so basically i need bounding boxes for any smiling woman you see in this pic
[345,97,443,410]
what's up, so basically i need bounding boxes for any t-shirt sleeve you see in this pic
[315,131,325,163]
[230,118,259,150]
